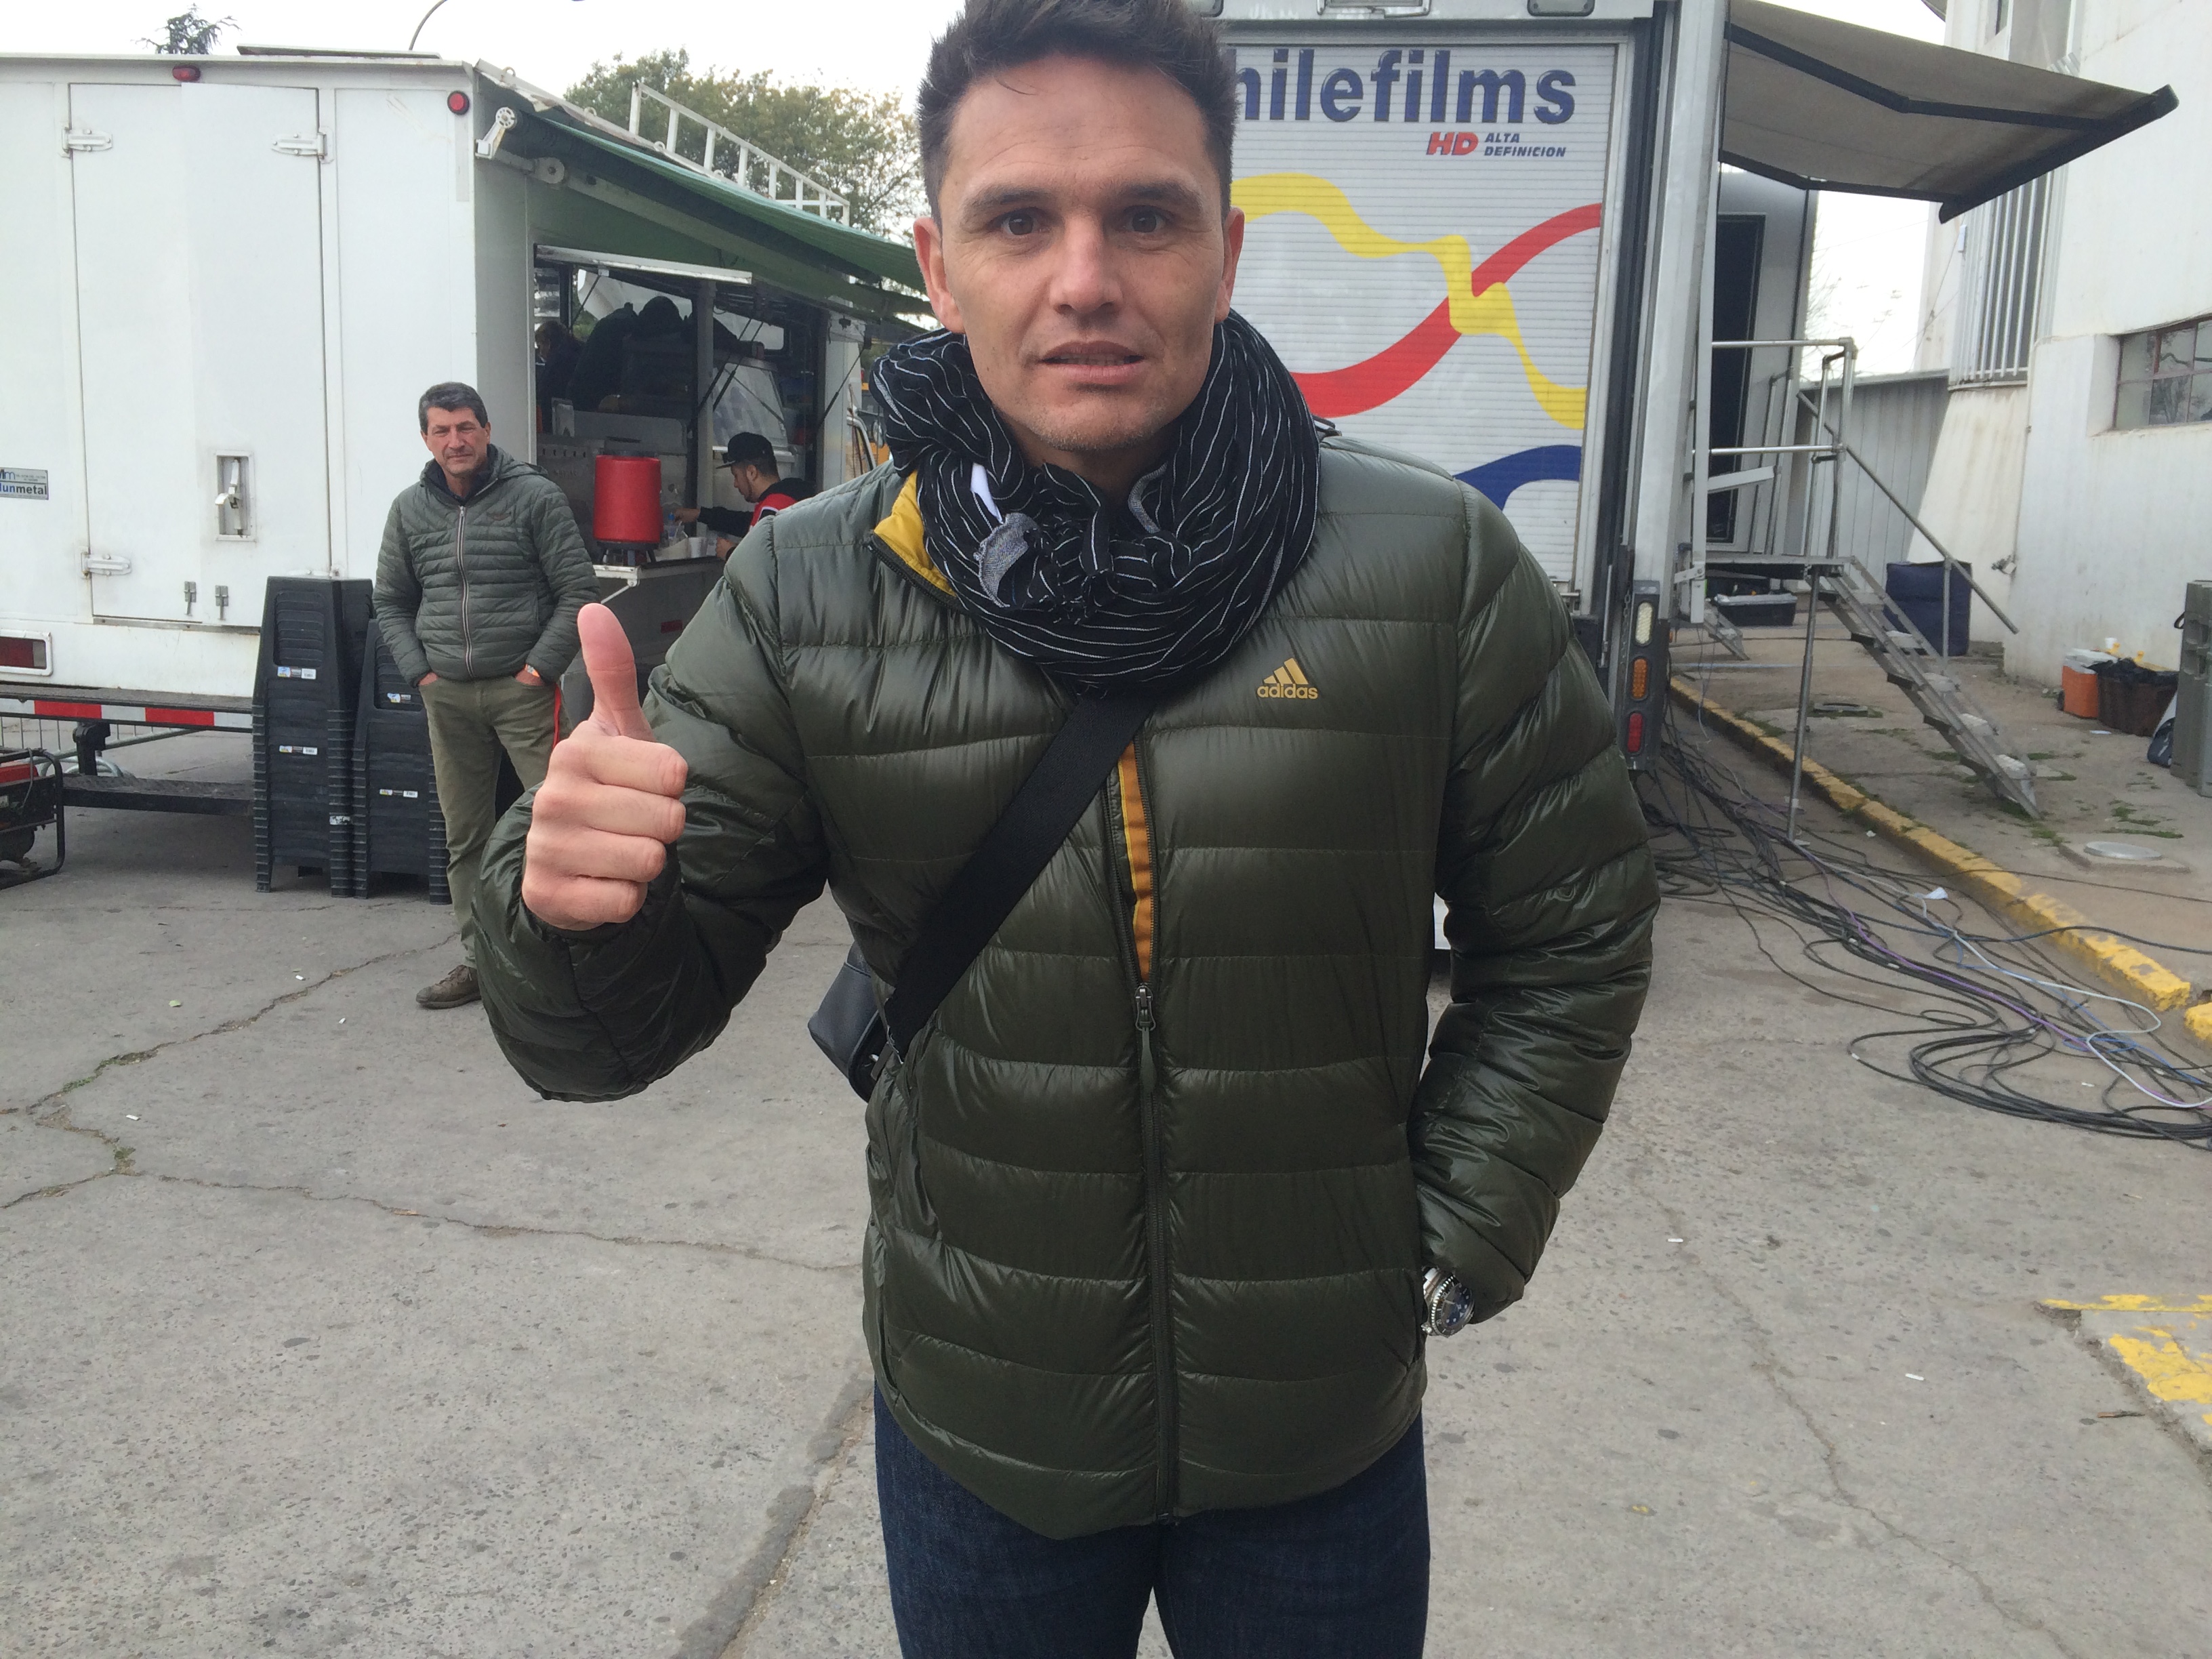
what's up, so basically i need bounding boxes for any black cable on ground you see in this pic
[1641,709,2212,1151]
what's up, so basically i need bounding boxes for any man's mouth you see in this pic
[1042,344,1143,367]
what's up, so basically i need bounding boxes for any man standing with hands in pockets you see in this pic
[473,0,1654,1651]
[373,381,597,1011]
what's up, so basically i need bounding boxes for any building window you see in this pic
[1954,173,2050,386]
[1991,0,2009,33]
[2115,319,2212,430]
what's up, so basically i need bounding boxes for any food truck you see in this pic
[0,47,924,783]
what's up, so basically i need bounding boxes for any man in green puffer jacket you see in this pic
[472,1,1656,1652]
[373,381,597,1010]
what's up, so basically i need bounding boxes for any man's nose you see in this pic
[1046,217,1121,316]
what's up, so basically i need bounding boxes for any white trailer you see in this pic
[1212,0,2172,789]
[0,49,924,781]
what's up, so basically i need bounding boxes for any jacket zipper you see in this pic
[455,501,474,678]
[1107,739,1176,1520]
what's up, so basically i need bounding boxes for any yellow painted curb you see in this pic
[2042,1298,2212,1450]
[1670,678,2203,1019]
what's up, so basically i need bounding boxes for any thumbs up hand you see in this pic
[522,603,689,931]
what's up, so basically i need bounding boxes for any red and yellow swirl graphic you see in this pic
[1234,173,1601,423]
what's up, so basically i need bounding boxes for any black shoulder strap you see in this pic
[882,692,1157,1059]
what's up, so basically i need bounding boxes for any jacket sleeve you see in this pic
[474,526,830,1101]
[696,505,752,537]
[372,498,434,687]
[1411,488,1658,1324]
[524,484,601,682]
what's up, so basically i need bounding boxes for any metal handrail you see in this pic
[1785,387,2020,638]
[1840,443,2018,635]
[627,85,849,222]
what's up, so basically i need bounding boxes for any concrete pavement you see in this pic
[5,730,2211,1656]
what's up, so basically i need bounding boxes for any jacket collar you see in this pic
[871,474,953,597]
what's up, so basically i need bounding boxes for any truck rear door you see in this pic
[68,81,331,625]
[1222,6,1650,608]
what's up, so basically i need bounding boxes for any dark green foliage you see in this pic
[144,7,233,54]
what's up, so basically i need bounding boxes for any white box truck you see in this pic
[1212,0,2171,784]
[0,48,924,787]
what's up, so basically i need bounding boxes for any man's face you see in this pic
[914,54,1244,487]
[731,462,774,503]
[422,407,489,481]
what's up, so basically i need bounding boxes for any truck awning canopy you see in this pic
[1722,0,2176,221]
[476,68,928,319]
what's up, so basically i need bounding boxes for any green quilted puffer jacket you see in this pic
[474,438,1657,1539]
[372,445,598,686]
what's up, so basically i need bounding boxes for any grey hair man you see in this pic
[372,382,598,1009]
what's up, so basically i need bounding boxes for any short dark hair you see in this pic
[723,432,777,470]
[418,382,489,432]
[918,0,1237,216]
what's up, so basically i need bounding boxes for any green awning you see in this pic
[472,70,926,313]
[534,112,925,290]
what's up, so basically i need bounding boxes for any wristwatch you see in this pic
[1422,1267,1475,1337]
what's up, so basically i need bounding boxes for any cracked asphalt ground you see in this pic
[5,729,2212,1658]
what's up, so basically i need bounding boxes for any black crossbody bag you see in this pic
[808,692,1160,1099]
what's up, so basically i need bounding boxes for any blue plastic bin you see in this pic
[1885,562,1972,655]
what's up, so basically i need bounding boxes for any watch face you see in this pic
[1431,1277,1475,1336]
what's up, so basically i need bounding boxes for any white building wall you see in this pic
[1915,0,2210,684]
[1906,382,2030,648]
[2009,0,2212,680]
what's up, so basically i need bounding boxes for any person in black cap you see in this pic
[674,432,811,554]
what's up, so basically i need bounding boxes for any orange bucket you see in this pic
[2061,664,2102,718]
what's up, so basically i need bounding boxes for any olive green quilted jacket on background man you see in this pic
[373,445,598,687]
[474,439,1658,1539]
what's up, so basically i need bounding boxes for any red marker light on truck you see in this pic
[1625,711,1645,754]
[173,65,201,82]
[448,91,471,115]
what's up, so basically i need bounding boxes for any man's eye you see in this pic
[1002,211,1038,237]
[1130,208,1166,234]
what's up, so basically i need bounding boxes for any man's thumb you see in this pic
[578,604,651,738]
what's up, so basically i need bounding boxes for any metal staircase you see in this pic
[1695,338,2039,819]
[1819,558,2038,814]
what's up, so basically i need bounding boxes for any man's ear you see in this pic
[1215,205,1246,323]
[913,214,966,334]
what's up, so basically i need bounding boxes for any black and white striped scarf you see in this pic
[870,312,1319,694]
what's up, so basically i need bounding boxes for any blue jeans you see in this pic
[875,1392,1429,1658]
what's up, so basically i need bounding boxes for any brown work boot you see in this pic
[416,964,480,1010]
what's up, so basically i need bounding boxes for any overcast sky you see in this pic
[15,0,1946,371]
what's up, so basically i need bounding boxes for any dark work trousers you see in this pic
[419,674,556,965]
[875,1391,1429,1659]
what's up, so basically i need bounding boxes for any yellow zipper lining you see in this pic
[1116,745,1155,982]
[880,473,1152,975]
[871,474,953,596]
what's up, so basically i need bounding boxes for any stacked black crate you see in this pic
[350,621,450,903]
[253,579,371,893]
